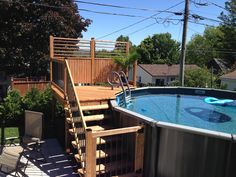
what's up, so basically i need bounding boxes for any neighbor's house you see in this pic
[220,70,236,90]
[137,64,198,86]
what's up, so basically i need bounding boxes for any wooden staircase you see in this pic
[63,60,144,177]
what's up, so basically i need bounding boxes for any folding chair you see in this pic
[0,147,25,176]
[22,110,45,162]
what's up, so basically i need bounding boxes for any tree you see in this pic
[219,0,236,65]
[113,51,140,73]
[0,0,91,77]
[137,33,180,64]
[186,27,224,67]
[170,68,217,88]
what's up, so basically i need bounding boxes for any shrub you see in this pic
[1,90,23,125]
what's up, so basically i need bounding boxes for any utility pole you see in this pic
[179,0,189,86]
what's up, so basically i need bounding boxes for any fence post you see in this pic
[90,38,95,84]
[125,42,130,76]
[133,60,137,87]
[134,128,144,173]
[64,63,67,96]
[50,35,54,82]
[85,129,97,177]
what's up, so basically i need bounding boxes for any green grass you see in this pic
[0,127,20,144]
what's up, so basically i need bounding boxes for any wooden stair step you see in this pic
[69,125,112,135]
[84,114,108,122]
[66,116,81,123]
[75,148,123,162]
[65,106,78,112]
[81,104,109,111]
[112,173,142,177]
[78,160,132,175]
[71,136,121,149]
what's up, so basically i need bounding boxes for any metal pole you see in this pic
[179,0,189,86]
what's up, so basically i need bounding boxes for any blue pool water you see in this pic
[125,94,236,134]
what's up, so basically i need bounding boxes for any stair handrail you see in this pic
[65,59,87,129]
[119,71,131,99]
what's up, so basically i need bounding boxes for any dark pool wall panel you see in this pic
[143,124,236,177]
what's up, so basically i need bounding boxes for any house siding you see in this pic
[221,78,236,90]
[137,66,153,84]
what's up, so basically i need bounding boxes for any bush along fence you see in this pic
[11,77,50,96]
[0,87,65,145]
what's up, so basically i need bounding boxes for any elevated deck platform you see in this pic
[75,86,122,102]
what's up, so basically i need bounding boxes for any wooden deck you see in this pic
[75,86,123,102]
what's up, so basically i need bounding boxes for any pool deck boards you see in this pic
[75,86,124,102]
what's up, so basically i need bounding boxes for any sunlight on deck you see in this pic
[75,86,123,102]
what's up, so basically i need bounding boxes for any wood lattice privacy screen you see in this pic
[50,36,137,85]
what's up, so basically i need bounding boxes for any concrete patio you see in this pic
[0,139,78,177]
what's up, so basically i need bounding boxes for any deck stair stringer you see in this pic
[64,59,144,177]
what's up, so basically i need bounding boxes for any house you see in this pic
[137,64,198,86]
[220,70,236,90]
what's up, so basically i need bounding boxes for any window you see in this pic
[155,79,165,86]
[138,76,141,83]
[170,77,175,81]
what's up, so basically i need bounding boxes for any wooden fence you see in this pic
[11,77,49,96]
[50,36,137,86]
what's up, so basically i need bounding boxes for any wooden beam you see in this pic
[85,129,97,177]
[90,38,95,84]
[50,35,54,82]
[133,60,137,87]
[134,129,144,172]
[92,126,143,138]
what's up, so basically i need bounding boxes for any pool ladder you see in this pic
[108,71,131,106]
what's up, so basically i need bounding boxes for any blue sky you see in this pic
[77,0,227,45]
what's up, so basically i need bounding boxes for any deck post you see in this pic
[85,129,97,177]
[133,60,137,87]
[125,42,129,76]
[134,128,144,173]
[50,35,54,82]
[64,63,67,96]
[90,38,95,84]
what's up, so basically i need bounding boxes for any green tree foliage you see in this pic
[219,0,236,64]
[186,27,224,66]
[0,0,91,76]
[170,68,218,88]
[184,68,213,87]
[0,90,23,124]
[113,51,141,71]
[116,35,132,46]
[137,33,180,64]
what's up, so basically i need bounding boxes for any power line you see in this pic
[78,8,155,19]
[187,49,236,54]
[190,0,227,11]
[189,20,215,27]
[207,1,227,11]
[96,1,185,39]
[75,0,182,14]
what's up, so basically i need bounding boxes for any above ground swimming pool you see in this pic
[111,87,236,177]
[125,94,236,134]
[113,87,236,177]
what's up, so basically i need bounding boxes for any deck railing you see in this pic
[50,36,137,88]
[65,59,87,173]
[85,126,144,177]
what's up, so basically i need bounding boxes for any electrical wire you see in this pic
[96,1,185,39]
[75,0,182,14]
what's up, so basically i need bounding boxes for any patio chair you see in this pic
[0,147,25,176]
[22,110,45,161]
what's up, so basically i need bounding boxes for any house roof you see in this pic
[211,58,230,73]
[220,70,236,80]
[138,64,198,77]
